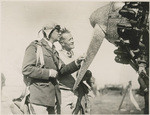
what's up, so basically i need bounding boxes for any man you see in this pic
[22,23,85,114]
[58,28,97,114]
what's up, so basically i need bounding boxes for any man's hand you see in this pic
[138,66,147,76]
[49,69,58,78]
[138,63,148,77]
[76,53,86,65]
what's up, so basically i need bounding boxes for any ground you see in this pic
[1,87,145,114]
[91,90,145,114]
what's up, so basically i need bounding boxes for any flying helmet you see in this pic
[38,23,61,39]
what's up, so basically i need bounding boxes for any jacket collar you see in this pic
[40,38,58,57]
[60,49,74,58]
[40,38,53,52]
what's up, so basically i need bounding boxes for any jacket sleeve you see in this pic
[59,60,80,76]
[22,43,49,80]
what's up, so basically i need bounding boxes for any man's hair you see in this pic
[59,28,70,43]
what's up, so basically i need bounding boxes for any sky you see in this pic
[1,1,140,92]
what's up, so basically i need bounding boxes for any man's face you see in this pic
[51,29,61,42]
[62,33,75,51]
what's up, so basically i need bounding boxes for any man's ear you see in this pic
[60,41,65,46]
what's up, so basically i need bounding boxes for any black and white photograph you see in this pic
[1,0,149,114]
